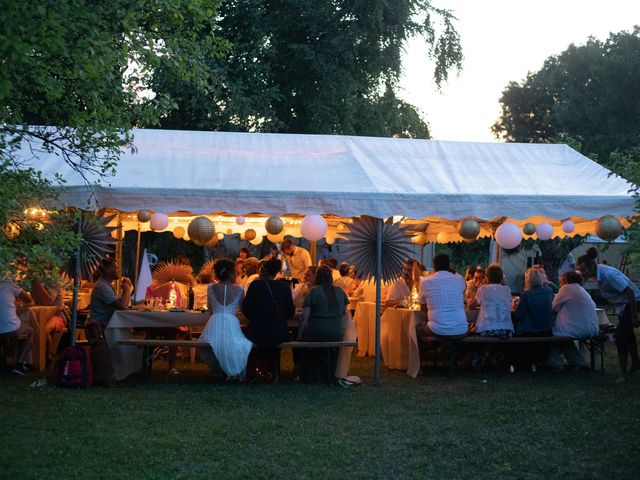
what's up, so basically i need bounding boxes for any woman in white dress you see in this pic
[198,258,252,380]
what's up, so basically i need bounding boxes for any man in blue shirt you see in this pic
[576,254,640,382]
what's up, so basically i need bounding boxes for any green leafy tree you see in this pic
[492,27,640,165]
[153,0,462,138]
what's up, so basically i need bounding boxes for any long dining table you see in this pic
[17,305,59,371]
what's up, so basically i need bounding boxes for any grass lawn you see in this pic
[1,347,639,479]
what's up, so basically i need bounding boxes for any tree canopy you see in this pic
[492,27,640,165]
[153,0,462,138]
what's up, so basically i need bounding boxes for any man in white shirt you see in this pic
[281,239,312,282]
[418,254,468,338]
[0,280,34,375]
[385,259,416,307]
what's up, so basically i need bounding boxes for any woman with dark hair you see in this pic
[198,258,251,380]
[242,257,295,381]
[297,265,349,383]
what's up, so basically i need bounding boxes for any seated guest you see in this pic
[242,257,261,293]
[465,267,485,307]
[464,266,477,282]
[31,276,68,363]
[385,259,416,307]
[297,266,349,383]
[512,267,555,371]
[533,264,559,293]
[90,258,132,328]
[0,280,34,375]
[242,258,295,381]
[547,271,599,370]
[325,258,340,282]
[238,247,250,261]
[293,266,317,310]
[468,264,513,371]
[418,254,468,339]
[192,272,213,310]
[334,263,354,295]
[235,259,246,288]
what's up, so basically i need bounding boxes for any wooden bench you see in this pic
[116,339,357,377]
[0,331,30,369]
[417,334,606,376]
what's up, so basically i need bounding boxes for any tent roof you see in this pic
[26,128,635,237]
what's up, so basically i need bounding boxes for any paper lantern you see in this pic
[205,235,218,247]
[183,234,190,241]
[436,232,448,243]
[217,232,225,240]
[137,209,152,223]
[325,235,335,245]
[300,215,327,241]
[265,216,284,235]
[523,223,536,236]
[411,233,427,244]
[495,223,522,249]
[244,229,257,241]
[561,220,575,234]
[250,235,263,246]
[458,220,480,240]
[173,226,185,239]
[239,232,246,240]
[596,215,622,241]
[236,216,245,225]
[150,213,169,231]
[226,228,233,235]
[188,216,215,246]
[267,232,285,243]
[536,222,554,241]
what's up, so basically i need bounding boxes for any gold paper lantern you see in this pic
[188,216,215,246]
[173,226,185,239]
[244,228,257,241]
[523,223,536,236]
[249,235,263,246]
[137,209,152,223]
[458,220,480,240]
[267,232,285,243]
[265,216,284,235]
[411,233,427,244]
[226,228,233,235]
[595,215,622,241]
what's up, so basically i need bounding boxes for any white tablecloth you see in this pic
[380,308,426,373]
[106,310,210,380]
[353,301,378,357]
[595,308,609,325]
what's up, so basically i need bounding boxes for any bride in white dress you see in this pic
[198,259,252,379]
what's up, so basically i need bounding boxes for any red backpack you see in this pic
[55,345,93,388]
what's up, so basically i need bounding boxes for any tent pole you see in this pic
[70,213,81,348]
[374,217,383,387]
[133,220,141,304]
[115,213,123,292]
[310,240,317,265]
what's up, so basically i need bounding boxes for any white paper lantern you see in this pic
[265,216,284,235]
[596,215,622,241]
[250,235,263,246]
[236,216,245,225]
[300,215,327,241]
[188,216,215,246]
[523,223,536,236]
[267,232,285,243]
[561,220,575,234]
[173,226,185,239]
[217,232,225,240]
[137,209,152,223]
[495,223,522,249]
[536,222,554,241]
[150,213,169,231]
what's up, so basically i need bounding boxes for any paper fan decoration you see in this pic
[62,211,118,281]
[153,261,194,285]
[199,259,215,279]
[341,216,413,283]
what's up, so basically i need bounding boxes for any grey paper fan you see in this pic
[63,211,118,281]
[342,216,414,283]
[153,261,195,285]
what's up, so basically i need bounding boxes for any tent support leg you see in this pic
[374,217,383,387]
[133,221,141,304]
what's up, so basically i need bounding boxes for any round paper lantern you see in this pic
[137,209,152,223]
[458,220,480,240]
[325,235,335,245]
[536,222,554,241]
[236,216,245,225]
[300,215,328,241]
[183,234,190,241]
[226,228,233,235]
[150,213,169,231]
[188,216,215,246]
[265,216,284,235]
[250,235,263,246]
[173,226,185,239]
[411,233,427,244]
[523,223,536,236]
[217,232,225,240]
[436,232,448,243]
[205,235,218,248]
[267,232,285,243]
[495,223,522,249]
[244,229,257,241]
[596,215,622,241]
[561,220,575,234]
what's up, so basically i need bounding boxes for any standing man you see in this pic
[576,254,640,383]
[90,257,132,328]
[281,239,312,282]
[418,254,468,339]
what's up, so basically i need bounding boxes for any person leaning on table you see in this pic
[89,257,132,328]
[417,253,468,340]
[280,238,311,282]
[0,279,34,375]
[576,254,640,383]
